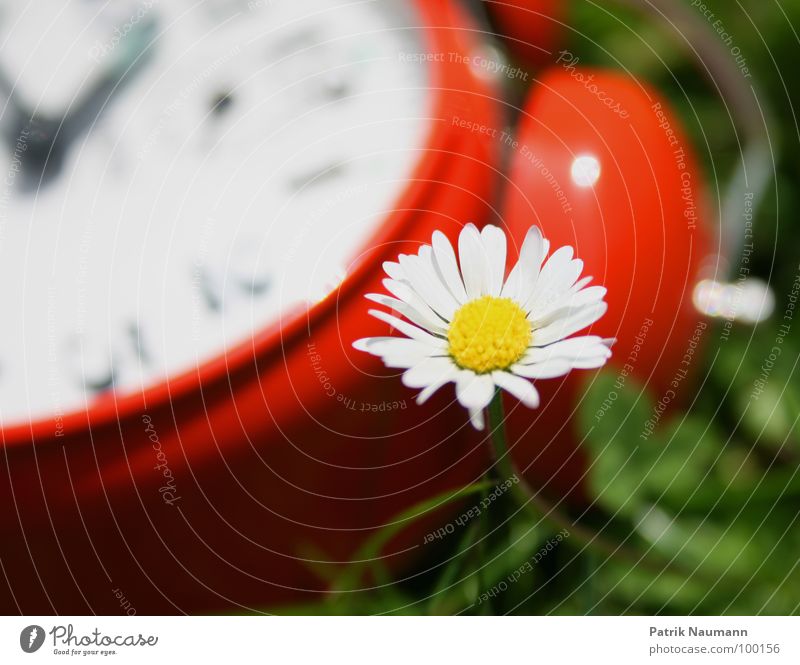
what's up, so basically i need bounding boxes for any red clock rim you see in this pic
[0,0,481,447]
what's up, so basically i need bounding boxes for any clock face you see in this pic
[0,0,429,424]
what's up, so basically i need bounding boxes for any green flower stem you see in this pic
[487,390,579,535]
[476,486,491,615]
[485,390,693,579]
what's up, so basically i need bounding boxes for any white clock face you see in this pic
[0,0,429,424]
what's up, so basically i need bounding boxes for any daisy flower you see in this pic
[353,224,613,429]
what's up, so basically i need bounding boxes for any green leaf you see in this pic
[578,371,655,516]
[639,414,725,509]
[331,481,493,596]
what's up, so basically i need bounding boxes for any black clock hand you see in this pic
[0,16,156,192]
[0,71,64,191]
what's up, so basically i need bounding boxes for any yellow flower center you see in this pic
[447,296,531,374]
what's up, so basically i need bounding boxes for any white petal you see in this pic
[510,358,574,379]
[571,275,593,293]
[563,258,584,289]
[353,336,441,369]
[492,371,540,408]
[416,375,452,405]
[529,286,606,328]
[553,335,613,356]
[573,285,607,304]
[419,245,461,307]
[511,342,611,379]
[568,355,612,369]
[513,350,611,377]
[365,293,447,335]
[413,361,460,404]
[480,225,507,297]
[431,230,468,303]
[382,260,404,281]
[502,225,547,304]
[419,245,462,317]
[523,246,574,308]
[402,357,457,389]
[561,285,606,309]
[398,253,458,320]
[532,302,608,346]
[526,264,585,318]
[353,336,422,354]
[454,370,495,411]
[468,407,485,430]
[519,335,613,364]
[512,335,613,376]
[367,309,448,349]
[353,335,441,357]
[458,223,490,300]
[353,336,393,353]
[382,278,450,327]
[540,245,574,277]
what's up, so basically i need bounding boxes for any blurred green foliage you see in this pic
[263,0,800,615]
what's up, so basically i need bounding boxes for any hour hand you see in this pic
[0,5,157,191]
[0,67,67,191]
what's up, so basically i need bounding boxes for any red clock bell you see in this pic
[500,66,711,499]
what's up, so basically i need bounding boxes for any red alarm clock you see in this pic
[0,0,769,614]
[0,0,502,614]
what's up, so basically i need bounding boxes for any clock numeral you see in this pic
[62,333,115,394]
[196,238,273,313]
